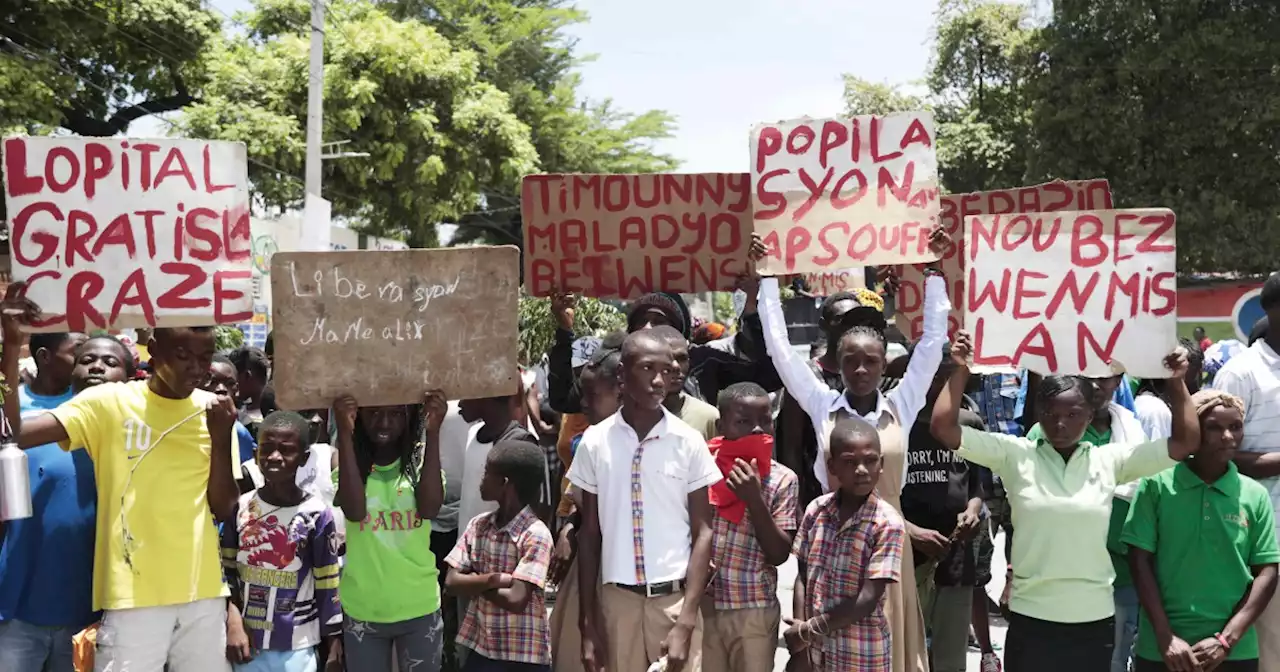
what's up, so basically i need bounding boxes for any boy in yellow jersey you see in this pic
[4,283,241,672]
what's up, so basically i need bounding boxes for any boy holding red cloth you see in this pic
[705,382,800,672]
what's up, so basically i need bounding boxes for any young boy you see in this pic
[788,416,906,672]
[568,330,721,672]
[203,353,259,489]
[10,317,240,670]
[222,411,343,672]
[549,343,623,672]
[652,326,720,441]
[445,439,555,671]
[1122,390,1280,672]
[704,382,799,672]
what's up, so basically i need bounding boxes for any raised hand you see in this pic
[950,330,973,366]
[550,291,577,331]
[423,389,447,433]
[333,395,358,434]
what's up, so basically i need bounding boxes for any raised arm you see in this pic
[205,395,240,523]
[416,391,447,520]
[332,395,368,522]
[888,271,950,425]
[759,277,836,418]
[930,332,972,452]
[0,284,68,448]
[546,292,583,414]
[1162,350,1199,461]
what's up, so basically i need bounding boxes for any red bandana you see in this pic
[707,434,775,523]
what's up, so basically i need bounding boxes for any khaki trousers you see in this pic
[600,584,702,671]
[700,601,780,672]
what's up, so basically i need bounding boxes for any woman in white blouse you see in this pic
[759,228,951,672]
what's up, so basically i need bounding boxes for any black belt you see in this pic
[614,579,686,598]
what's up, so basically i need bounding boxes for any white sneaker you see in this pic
[981,653,1003,672]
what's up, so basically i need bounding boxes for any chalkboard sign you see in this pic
[270,246,520,409]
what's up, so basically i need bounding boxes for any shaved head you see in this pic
[621,330,668,365]
[829,415,881,456]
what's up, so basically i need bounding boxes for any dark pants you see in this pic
[1005,612,1114,672]
[461,652,551,672]
[1136,658,1259,672]
[432,529,461,672]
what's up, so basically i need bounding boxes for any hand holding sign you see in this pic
[0,283,39,347]
[950,330,974,367]
[1164,347,1190,379]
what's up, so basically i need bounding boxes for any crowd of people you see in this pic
[2,231,1280,672]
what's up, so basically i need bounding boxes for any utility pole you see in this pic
[305,0,324,199]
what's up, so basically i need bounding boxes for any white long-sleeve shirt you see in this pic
[759,275,951,492]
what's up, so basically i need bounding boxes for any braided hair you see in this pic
[351,404,427,486]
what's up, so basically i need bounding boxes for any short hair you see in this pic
[820,291,859,322]
[829,415,881,454]
[229,346,269,379]
[259,411,312,444]
[836,325,887,352]
[1036,375,1101,409]
[78,335,137,378]
[620,330,668,366]
[650,325,687,347]
[487,439,545,505]
[153,326,213,342]
[1179,336,1204,369]
[211,353,235,369]
[1250,316,1269,346]
[29,332,76,360]
[1262,272,1280,311]
[717,381,769,416]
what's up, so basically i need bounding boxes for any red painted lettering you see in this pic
[967,267,1011,313]
[156,262,210,309]
[819,120,848,169]
[3,138,43,196]
[1012,270,1048,319]
[83,142,113,200]
[1071,215,1107,267]
[184,208,223,262]
[1136,213,1175,254]
[214,269,252,323]
[755,127,782,173]
[65,210,98,266]
[754,169,788,220]
[1044,270,1100,320]
[65,271,107,332]
[10,202,62,266]
[1078,321,1124,370]
[869,116,903,162]
[108,268,157,327]
[972,317,1011,367]
[202,145,235,193]
[794,168,833,222]
[1013,323,1057,372]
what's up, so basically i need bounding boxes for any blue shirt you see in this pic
[0,385,97,629]
[235,421,256,466]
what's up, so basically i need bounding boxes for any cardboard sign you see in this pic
[794,268,866,296]
[521,173,752,298]
[2,137,252,331]
[894,179,1113,338]
[751,113,940,275]
[271,246,519,409]
[965,209,1178,378]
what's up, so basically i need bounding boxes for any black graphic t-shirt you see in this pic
[901,409,987,586]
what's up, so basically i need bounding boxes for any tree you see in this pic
[842,76,924,117]
[395,0,679,248]
[517,293,624,365]
[1026,1,1280,275]
[0,0,219,137]
[180,0,539,247]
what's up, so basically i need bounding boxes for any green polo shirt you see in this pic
[1026,422,1134,586]
[1121,462,1280,661]
[957,426,1176,623]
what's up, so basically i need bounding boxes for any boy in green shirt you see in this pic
[1122,390,1280,672]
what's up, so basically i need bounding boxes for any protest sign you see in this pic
[521,173,752,298]
[751,112,940,276]
[2,136,252,331]
[794,267,866,296]
[965,209,1177,378]
[894,179,1113,338]
[271,246,519,408]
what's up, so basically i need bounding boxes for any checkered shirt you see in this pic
[711,461,799,610]
[444,507,553,665]
[792,492,905,672]
[972,373,1025,437]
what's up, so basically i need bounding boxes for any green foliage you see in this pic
[517,293,624,365]
[848,0,1280,274]
[180,0,538,247]
[711,293,735,325]
[215,325,245,352]
[0,0,219,136]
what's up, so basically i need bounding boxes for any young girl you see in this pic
[760,228,952,672]
[333,391,447,671]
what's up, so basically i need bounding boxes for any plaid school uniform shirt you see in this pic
[792,492,905,672]
[711,461,800,610]
[444,506,554,665]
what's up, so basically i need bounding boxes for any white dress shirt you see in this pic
[759,276,950,492]
[1213,340,1280,535]
[566,409,722,585]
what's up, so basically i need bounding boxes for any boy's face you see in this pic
[203,362,240,403]
[1198,406,1244,464]
[151,329,216,397]
[257,426,306,485]
[828,434,882,497]
[579,368,621,425]
[621,340,672,411]
[38,333,87,392]
[72,340,130,393]
[478,459,506,502]
[720,395,773,441]
[1092,375,1123,411]
[663,338,690,397]
[302,409,328,444]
